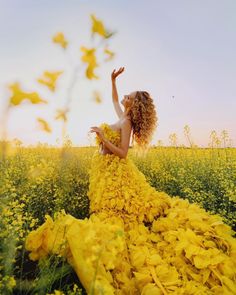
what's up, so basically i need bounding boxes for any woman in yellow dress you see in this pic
[25,68,236,294]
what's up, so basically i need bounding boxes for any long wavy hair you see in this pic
[127,91,158,155]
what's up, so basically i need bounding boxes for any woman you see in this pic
[90,67,157,159]
[25,68,236,295]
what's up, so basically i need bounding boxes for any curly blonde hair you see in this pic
[128,91,158,155]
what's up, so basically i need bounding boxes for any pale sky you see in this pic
[0,0,235,147]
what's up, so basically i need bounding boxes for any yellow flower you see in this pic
[29,219,37,228]
[37,118,52,133]
[7,277,16,289]
[46,290,65,295]
[8,82,47,106]
[86,64,99,80]
[55,108,69,122]
[37,71,63,91]
[104,47,115,61]
[52,32,68,49]
[92,91,102,104]
[80,46,99,79]
[90,14,113,38]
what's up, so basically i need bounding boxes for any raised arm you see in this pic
[111,67,125,119]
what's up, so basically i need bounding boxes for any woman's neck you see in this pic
[123,107,131,118]
[122,113,130,121]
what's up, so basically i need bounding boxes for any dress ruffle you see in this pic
[87,151,171,226]
[25,123,236,294]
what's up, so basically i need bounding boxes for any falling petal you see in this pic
[52,32,68,49]
[37,118,52,133]
[37,70,63,92]
[104,47,115,61]
[8,82,47,106]
[92,91,102,104]
[90,14,114,39]
[80,46,99,79]
[55,108,69,122]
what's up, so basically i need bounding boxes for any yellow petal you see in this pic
[90,14,113,38]
[37,71,63,91]
[37,118,52,133]
[52,32,68,49]
[8,82,47,106]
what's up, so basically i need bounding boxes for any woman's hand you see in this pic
[90,126,106,142]
[111,67,125,82]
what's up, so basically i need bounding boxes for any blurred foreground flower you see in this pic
[37,71,63,92]
[52,32,68,49]
[4,14,117,149]
[104,47,115,61]
[92,91,102,104]
[55,108,69,122]
[80,46,99,79]
[90,14,115,39]
[8,82,47,106]
[37,118,52,133]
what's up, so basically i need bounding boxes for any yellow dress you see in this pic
[25,123,236,295]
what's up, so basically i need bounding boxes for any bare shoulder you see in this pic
[120,117,132,136]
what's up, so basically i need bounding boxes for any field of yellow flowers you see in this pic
[0,145,236,294]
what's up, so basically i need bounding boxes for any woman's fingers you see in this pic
[113,67,124,73]
[111,69,117,77]
[111,67,124,79]
[118,67,124,74]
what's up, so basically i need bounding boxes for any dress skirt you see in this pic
[25,151,236,294]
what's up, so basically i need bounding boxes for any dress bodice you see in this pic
[95,122,121,147]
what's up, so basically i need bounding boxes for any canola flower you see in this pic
[0,276,16,293]
[37,70,64,92]
[46,283,82,294]
[1,128,235,294]
[92,91,102,104]
[90,14,114,39]
[80,46,99,79]
[52,32,68,49]
[104,47,115,61]
[37,118,52,133]
[55,108,69,122]
[0,194,38,294]
[8,82,47,106]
